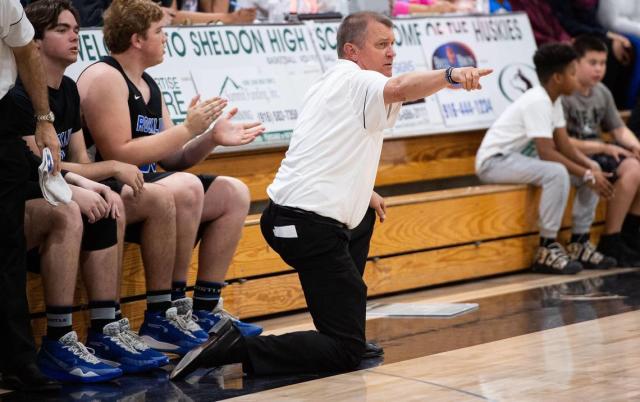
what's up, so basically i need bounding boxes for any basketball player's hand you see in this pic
[450,67,493,91]
[70,185,109,223]
[97,187,122,219]
[589,170,615,199]
[369,191,386,223]
[184,95,227,136]
[113,161,144,197]
[210,107,265,146]
[35,121,61,175]
[604,143,633,162]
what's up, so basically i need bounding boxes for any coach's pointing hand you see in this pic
[450,67,493,91]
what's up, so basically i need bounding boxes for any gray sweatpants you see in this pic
[477,153,598,239]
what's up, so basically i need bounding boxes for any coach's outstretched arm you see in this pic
[383,67,493,105]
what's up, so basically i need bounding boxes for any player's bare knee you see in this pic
[172,173,205,212]
[215,176,250,214]
[52,201,83,234]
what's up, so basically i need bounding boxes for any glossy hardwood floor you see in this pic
[3,268,639,401]
[228,309,640,402]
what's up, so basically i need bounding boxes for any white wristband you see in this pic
[583,169,596,185]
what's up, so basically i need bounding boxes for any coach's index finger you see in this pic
[477,68,493,77]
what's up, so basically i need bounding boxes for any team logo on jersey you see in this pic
[136,115,160,134]
[498,63,538,102]
[57,128,72,160]
[432,42,477,70]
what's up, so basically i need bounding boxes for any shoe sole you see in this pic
[170,318,237,381]
[38,365,122,383]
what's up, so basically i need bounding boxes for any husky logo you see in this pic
[499,63,538,102]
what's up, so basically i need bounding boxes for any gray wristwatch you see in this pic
[35,111,55,123]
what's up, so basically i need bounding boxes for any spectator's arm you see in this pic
[568,137,608,156]
[612,126,640,154]
[598,2,640,38]
[535,128,590,177]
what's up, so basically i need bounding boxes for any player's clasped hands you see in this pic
[184,95,228,136]
[450,67,493,91]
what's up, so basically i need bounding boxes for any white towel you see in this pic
[38,148,71,206]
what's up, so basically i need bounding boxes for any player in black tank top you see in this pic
[77,0,267,355]
[87,56,162,174]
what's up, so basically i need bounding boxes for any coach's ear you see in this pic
[343,42,359,62]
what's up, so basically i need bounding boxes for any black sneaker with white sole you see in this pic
[567,241,617,270]
[532,242,583,274]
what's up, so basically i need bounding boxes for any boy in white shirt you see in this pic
[476,43,616,274]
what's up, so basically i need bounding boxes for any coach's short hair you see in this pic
[533,43,578,84]
[573,35,608,58]
[103,0,164,54]
[25,0,80,40]
[337,12,393,58]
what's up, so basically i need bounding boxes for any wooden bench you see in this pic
[27,182,606,342]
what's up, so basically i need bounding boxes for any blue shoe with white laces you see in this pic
[138,307,206,356]
[37,331,123,383]
[172,298,208,341]
[117,318,169,368]
[193,298,263,337]
[86,321,160,374]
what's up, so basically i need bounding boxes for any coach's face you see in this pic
[353,21,396,77]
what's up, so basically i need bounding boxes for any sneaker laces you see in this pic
[173,298,204,333]
[111,332,140,355]
[166,308,197,337]
[181,309,204,333]
[61,335,102,364]
[212,298,239,321]
[117,318,151,352]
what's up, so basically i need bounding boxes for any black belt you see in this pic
[268,200,347,229]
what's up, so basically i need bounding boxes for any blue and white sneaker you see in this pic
[138,307,206,356]
[172,297,208,341]
[37,331,123,383]
[117,318,169,368]
[86,321,160,374]
[194,298,263,337]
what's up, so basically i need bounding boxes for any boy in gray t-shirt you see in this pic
[563,35,640,266]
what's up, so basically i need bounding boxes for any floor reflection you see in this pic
[2,271,639,401]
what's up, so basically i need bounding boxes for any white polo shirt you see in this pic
[0,0,34,99]
[267,59,402,229]
[475,86,566,171]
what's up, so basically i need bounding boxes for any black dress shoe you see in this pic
[2,362,60,392]
[363,341,384,359]
[170,317,241,381]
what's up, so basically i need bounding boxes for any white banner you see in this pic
[67,13,538,152]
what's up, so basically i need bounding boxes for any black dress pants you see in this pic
[0,137,37,372]
[246,201,376,375]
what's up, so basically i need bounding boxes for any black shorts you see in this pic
[591,153,624,182]
[25,180,118,259]
[124,173,217,244]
